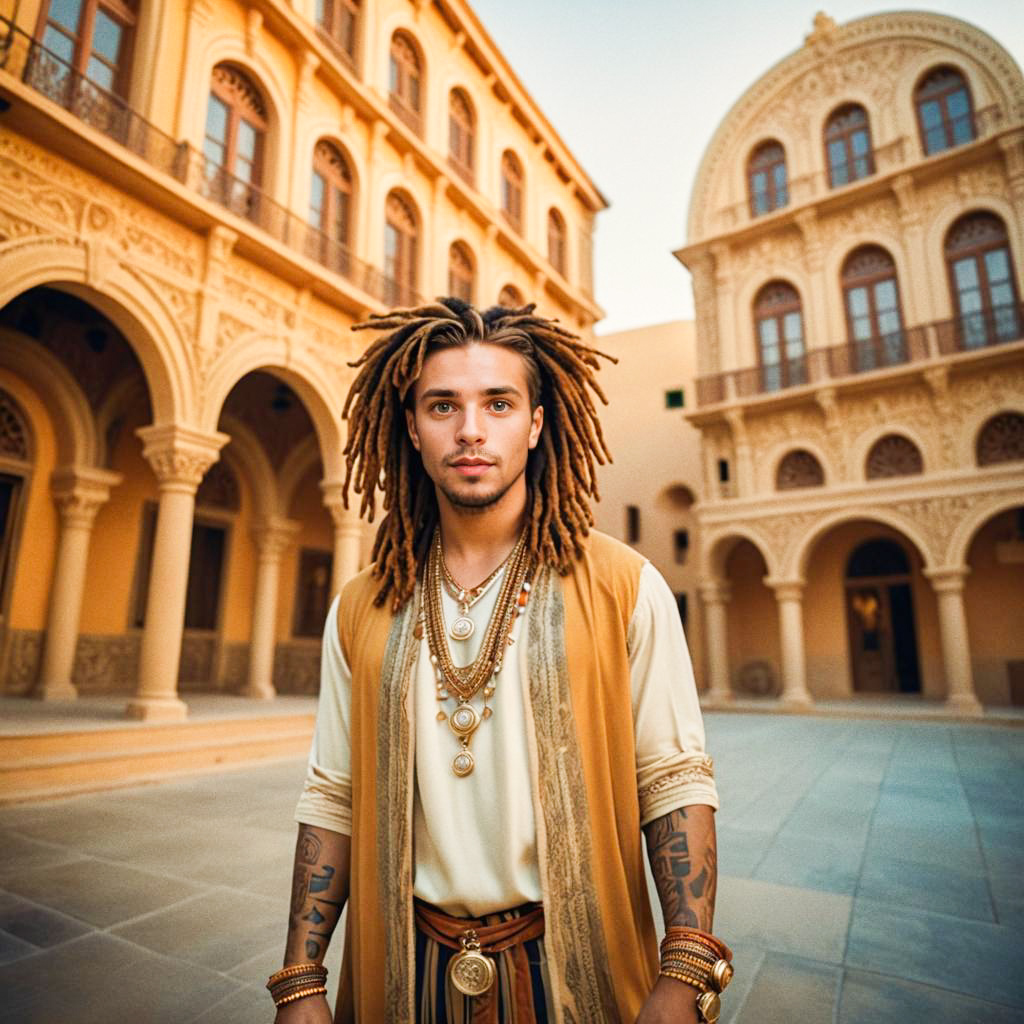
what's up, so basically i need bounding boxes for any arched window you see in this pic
[389,31,422,134]
[500,151,524,233]
[776,450,824,490]
[866,435,923,479]
[316,0,360,68]
[945,212,1021,349]
[747,141,788,216]
[448,88,475,184]
[384,191,418,306]
[976,412,1024,466]
[498,284,524,309]
[915,67,975,155]
[825,104,874,187]
[547,208,567,277]
[753,282,806,392]
[308,141,353,275]
[842,246,905,371]
[203,64,267,220]
[448,241,474,302]
[37,0,137,98]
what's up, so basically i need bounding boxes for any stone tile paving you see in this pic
[0,714,1021,1023]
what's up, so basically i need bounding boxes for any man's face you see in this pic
[405,342,544,511]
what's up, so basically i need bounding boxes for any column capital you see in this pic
[251,516,301,558]
[699,580,731,605]
[136,424,229,492]
[321,479,363,535]
[924,566,970,594]
[50,466,123,528]
[766,577,806,602]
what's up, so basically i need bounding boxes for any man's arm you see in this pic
[274,823,351,1024]
[637,804,718,1024]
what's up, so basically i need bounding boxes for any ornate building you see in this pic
[0,0,605,718]
[673,11,1024,711]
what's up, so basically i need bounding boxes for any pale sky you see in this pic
[469,1,1024,334]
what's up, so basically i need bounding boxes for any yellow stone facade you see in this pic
[0,0,605,718]
[674,12,1024,710]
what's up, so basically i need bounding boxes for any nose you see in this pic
[456,404,486,447]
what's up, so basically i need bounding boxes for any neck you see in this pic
[436,477,527,585]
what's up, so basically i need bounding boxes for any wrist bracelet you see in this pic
[267,963,329,1008]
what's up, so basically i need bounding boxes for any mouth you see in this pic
[449,457,494,477]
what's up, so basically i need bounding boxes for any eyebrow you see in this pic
[419,385,523,400]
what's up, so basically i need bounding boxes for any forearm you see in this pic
[643,803,717,931]
[284,823,351,966]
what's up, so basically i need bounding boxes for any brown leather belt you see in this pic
[414,898,545,952]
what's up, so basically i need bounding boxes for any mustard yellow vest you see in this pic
[335,530,657,1023]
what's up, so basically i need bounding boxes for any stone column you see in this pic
[769,579,813,707]
[322,480,363,598]
[246,516,300,699]
[926,568,982,714]
[36,467,123,700]
[126,425,228,721]
[699,581,732,704]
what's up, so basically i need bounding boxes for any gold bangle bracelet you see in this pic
[273,985,328,1008]
[660,968,705,992]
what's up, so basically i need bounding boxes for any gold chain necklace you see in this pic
[439,551,510,642]
[422,529,533,777]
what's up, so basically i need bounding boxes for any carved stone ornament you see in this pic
[137,425,229,490]
[776,450,825,490]
[0,387,31,461]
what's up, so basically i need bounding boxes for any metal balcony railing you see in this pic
[695,304,1023,406]
[0,15,421,309]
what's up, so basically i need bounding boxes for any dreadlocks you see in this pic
[342,297,615,607]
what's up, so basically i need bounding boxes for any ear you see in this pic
[528,403,544,450]
[405,406,421,451]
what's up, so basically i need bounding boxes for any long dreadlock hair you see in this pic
[342,297,615,608]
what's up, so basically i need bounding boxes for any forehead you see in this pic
[414,342,531,394]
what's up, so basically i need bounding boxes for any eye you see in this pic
[491,399,510,412]
[432,401,453,414]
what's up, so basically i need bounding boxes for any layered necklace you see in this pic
[422,529,533,777]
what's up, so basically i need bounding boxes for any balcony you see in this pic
[0,17,420,309]
[695,303,1024,407]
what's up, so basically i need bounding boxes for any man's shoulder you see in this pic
[576,529,647,577]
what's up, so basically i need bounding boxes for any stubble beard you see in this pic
[438,463,526,514]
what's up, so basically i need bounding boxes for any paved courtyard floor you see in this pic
[0,713,1021,1023]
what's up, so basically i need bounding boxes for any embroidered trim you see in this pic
[637,758,715,803]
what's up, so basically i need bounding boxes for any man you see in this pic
[269,300,729,1024]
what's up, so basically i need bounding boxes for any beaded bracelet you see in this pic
[267,962,329,1008]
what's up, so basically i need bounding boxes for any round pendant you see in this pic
[449,704,479,738]
[448,948,495,996]
[450,615,475,641]
[696,990,722,1024]
[452,749,475,776]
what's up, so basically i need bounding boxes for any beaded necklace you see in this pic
[422,529,533,777]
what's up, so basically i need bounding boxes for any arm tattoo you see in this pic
[286,826,348,961]
[643,806,718,932]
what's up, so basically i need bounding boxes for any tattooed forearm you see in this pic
[283,824,351,966]
[643,804,718,931]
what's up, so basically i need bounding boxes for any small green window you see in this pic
[665,388,685,409]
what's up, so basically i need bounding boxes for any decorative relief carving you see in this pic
[866,434,924,478]
[729,228,803,276]
[178,634,217,688]
[72,635,140,693]
[0,153,84,233]
[777,450,825,490]
[976,412,1024,466]
[0,387,31,460]
[2,629,43,695]
[273,643,322,695]
[0,209,45,242]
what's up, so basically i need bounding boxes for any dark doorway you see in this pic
[845,538,922,694]
[0,473,23,616]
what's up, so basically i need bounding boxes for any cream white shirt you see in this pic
[295,560,717,916]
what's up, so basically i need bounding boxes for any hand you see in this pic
[273,992,332,1024]
[635,975,701,1024]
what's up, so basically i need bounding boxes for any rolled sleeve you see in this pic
[294,594,353,834]
[629,562,719,826]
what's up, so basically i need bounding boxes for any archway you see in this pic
[963,504,1024,706]
[720,537,779,697]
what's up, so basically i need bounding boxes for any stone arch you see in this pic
[850,421,930,481]
[0,328,99,466]
[201,338,345,484]
[775,447,826,491]
[864,433,924,481]
[817,92,881,181]
[789,507,936,580]
[738,270,814,370]
[216,413,279,519]
[0,240,187,426]
[946,493,1024,569]
[826,232,916,327]
[705,527,778,581]
[302,129,362,251]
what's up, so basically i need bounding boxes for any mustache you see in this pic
[443,449,500,465]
